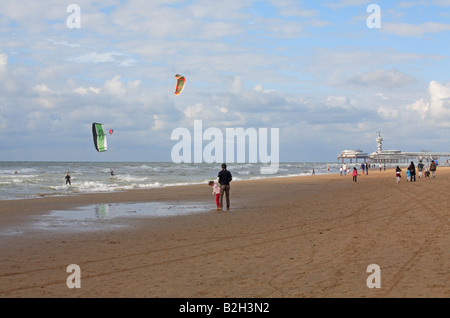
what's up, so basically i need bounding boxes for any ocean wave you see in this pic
[0,168,38,175]
[0,161,342,200]
[116,174,149,182]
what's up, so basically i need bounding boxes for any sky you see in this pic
[1,0,450,163]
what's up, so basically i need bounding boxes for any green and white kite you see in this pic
[92,122,107,152]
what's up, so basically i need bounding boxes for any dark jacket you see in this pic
[218,169,232,185]
[430,161,436,171]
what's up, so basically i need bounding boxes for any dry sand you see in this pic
[0,167,449,298]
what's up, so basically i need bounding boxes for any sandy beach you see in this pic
[1,166,449,298]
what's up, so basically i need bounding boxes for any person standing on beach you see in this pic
[343,163,347,175]
[218,163,232,210]
[396,166,402,183]
[65,173,71,185]
[208,181,221,210]
[352,167,358,182]
[408,161,416,182]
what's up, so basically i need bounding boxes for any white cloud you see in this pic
[325,95,354,110]
[253,84,275,93]
[0,53,7,73]
[383,22,450,37]
[324,0,372,8]
[270,0,318,18]
[230,76,245,95]
[73,86,100,95]
[68,52,137,67]
[103,75,141,96]
[152,114,165,131]
[377,106,399,119]
[406,99,429,119]
[375,92,389,100]
[33,84,51,93]
[348,68,416,88]
[47,39,81,48]
[406,80,450,121]
[397,1,428,8]
[254,17,305,38]
[433,0,450,6]
[182,102,235,125]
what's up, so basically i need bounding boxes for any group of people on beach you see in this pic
[396,160,437,183]
[336,159,439,183]
[338,163,386,177]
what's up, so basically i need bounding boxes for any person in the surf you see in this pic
[65,173,71,185]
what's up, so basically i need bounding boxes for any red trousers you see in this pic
[215,193,220,207]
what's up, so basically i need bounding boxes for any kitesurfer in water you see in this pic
[110,169,115,176]
[65,173,71,185]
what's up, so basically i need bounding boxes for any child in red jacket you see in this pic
[352,167,358,182]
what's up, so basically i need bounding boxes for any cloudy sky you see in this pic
[1,0,450,162]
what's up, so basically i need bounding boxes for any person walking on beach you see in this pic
[343,164,347,175]
[218,163,232,210]
[65,173,71,185]
[424,166,430,178]
[208,181,221,210]
[395,166,402,183]
[408,161,416,182]
[352,167,358,182]
[429,160,437,178]
[418,160,424,178]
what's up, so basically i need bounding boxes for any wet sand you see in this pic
[0,167,449,298]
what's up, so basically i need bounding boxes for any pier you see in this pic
[338,132,450,164]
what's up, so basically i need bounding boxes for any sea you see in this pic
[0,161,343,201]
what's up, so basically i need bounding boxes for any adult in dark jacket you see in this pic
[217,163,232,210]
[408,161,416,182]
